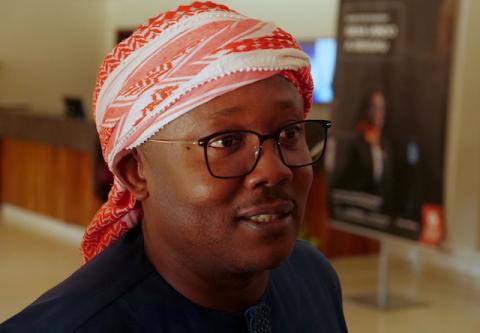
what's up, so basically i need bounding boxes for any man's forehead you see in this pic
[205,100,302,119]
[191,77,303,119]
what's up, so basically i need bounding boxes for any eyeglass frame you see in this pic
[148,119,332,179]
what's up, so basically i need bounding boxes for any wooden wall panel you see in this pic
[1,137,378,256]
[0,139,101,226]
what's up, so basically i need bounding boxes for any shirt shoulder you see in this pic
[0,226,153,333]
[267,240,348,332]
[270,240,342,299]
[288,240,340,282]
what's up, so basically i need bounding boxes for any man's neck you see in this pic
[143,227,269,313]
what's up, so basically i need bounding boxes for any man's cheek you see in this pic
[296,167,313,195]
[185,179,239,206]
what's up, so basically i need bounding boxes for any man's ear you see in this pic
[113,150,149,201]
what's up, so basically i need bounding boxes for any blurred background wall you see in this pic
[0,0,339,116]
[105,0,339,45]
[443,0,480,273]
[0,0,107,115]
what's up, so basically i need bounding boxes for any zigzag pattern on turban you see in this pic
[82,1,313,263]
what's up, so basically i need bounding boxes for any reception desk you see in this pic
[0,110,101,226]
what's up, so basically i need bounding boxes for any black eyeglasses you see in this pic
[148,119,331,178]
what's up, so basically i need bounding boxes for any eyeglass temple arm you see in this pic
[148,138,200,145]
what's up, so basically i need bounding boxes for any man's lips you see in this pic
[235,200,295,223]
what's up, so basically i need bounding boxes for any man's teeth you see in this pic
[249,214,280,223]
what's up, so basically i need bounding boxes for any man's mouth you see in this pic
[236,200,295,225]
[248,214,283,223]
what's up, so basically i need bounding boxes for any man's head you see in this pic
[81,1,317,264]
[115,75,312,275]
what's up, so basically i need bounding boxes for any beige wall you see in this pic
[445,0,480,254]
[0,0,107,116]
[0,1,338,116]
[104,0,339,48]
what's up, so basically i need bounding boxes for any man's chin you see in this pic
[237,237,297,273]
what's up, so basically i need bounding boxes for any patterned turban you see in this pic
[81,1,313,263]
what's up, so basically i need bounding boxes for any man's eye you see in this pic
[209,134,244,149]
[280,124,303,141]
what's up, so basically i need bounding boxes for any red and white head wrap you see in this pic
[82,1,313,263]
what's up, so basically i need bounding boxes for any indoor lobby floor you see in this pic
[1,218,480,332]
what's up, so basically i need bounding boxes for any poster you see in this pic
[328,0,455,244]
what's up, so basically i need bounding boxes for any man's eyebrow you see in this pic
[207,107,243,119]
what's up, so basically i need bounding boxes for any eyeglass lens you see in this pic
[205,121,327,178]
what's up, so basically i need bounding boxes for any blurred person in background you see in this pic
[333,88,394,214]
[0,2,347,332]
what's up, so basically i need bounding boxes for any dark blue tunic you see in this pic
[0,226,348,332]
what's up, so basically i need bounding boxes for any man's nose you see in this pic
[244,139,293,189]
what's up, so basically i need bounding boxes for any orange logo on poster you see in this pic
[420,204,444,246]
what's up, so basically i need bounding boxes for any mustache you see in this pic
[234,188,296,211]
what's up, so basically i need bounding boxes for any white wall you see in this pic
[0,0,338,116]
[104,0,339,49]
[445,0,480,254]
[0,0,107,115]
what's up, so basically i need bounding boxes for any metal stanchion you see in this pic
[348,240,426,310]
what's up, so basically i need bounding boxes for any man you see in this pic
[0,2,347,332]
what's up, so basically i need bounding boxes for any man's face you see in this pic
[138,75,313,276]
